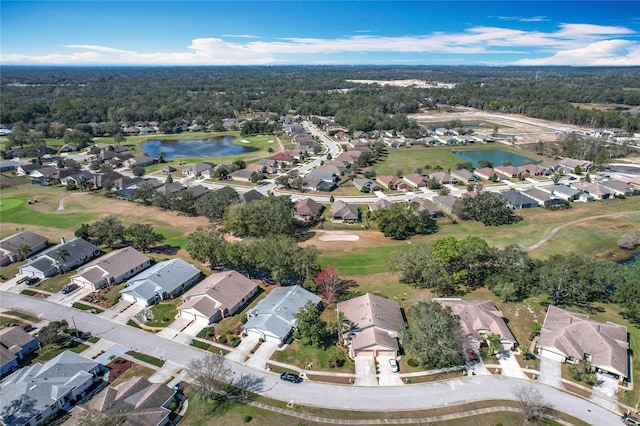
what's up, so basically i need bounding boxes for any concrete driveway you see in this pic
[591,373,619,412]
[539,351,563,387]
[354,355,378,386]
[104,301,142,324]
[497,351,528,379]
[226,334,259,363]
[246,341,278,370]
[377,356,404,386]
[47,287,91,306]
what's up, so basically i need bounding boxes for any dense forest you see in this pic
[1,66,639,134]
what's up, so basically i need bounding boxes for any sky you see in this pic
[1,1,639,66]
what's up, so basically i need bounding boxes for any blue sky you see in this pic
[1,1,638,66]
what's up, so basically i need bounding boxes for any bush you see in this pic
[231,338,241,347]
[407,358,420,367]
[218,336,227,344]
[243,415,252,422]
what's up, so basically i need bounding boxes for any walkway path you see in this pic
[56,191,88,210]
[525,211,640,252]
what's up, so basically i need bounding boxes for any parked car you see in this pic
[17,276,30,285]
[389,358,399,373]
[280,372,302,383]
[25,277,40,286]
[61,284,78,294]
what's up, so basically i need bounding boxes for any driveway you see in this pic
[377,356,404,386]
[246,340,278,370]
[354,355,378,386]
[538,350,563,387]
[156,317,194,343]
[104,301,143,325]
[591,373,619,412]
[497,351,528,379]
[47,287,91,306]
[226,334,259,363]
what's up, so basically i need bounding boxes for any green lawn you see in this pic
[37,271,74,293]
[0,196,97,229]
[146,299,180,327]
[126,350,165,367]
[271,339,352,372]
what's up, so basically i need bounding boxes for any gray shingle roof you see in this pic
[121,259,200,301]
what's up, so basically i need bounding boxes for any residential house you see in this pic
[570,182,613,200]
[473,167,504,181]
[124,155,156,168]
[229,169,254,182]
[369,199,391,212]
[497,191,539,209]
[59,144,78,153]
[244,285,321,344]
[16,164,42,176]
[522,188,568,208]
[70,247,151,291]
[178,270,259,325]
[19,238,101,279]
[268,152,295,164]
[303,177,336,192]
[254,158,279,174]
[450,169,478,183]
[337,293,404,359]
[494,165,520,179]
[332,200,360,223]
[156,182,185,195]
[306,170,339,183]
[402,173,427,188]
[408,198,444,218]
[428,172,455,185]
[540,185,583,201]
[186,184,209,199]
[376,175,409,191]
[294,198,325,221]
[315,165,343,176]
[70,377,176,426]
[519,164,550,177]
[182,162,214,179]
[599,180,638,197]
[120,259,201,306]
[0,352,108,426]
[0,327,39,377]
[353,178,381,193]
[434,299,517,350]
[537,305,629,382]
[0,231,48,267]
[557,158,592,173]
[432,195,459,214]
[239,189,264,204]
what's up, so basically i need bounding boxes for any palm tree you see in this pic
[53,248,70,274]
[16,244,31,260]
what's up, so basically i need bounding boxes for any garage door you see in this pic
[377,350,397,358]
[540,349,564,362]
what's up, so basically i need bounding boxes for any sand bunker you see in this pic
[318,234,360,242]
[240,139,250,143]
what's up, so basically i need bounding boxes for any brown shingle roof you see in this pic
[435,299,516,345]
[538,305,628,378]
[338,293,404,335]
[180,270,258,318]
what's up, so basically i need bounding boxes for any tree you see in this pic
[294,301,329,348]
[125,223,165,252]
[186,225,227,269]
[131,182,157,205]
[452,191,522,226]
[537,254,620,306]
[567,359,598,385]
[224,196,295,237]
[512,385,550,423]
[165,174,173,184]
[314,266,349,303]
[487,245,535,302]
[37,320,69,346]
[90,215,125,248]
[76,409,126,426]
[186,354,232,400]
[486,334,502,355]
[54,248,70,273]
[16,244,31,260]
[131,165,145,177]
[402,302,464,369]
[195,186,239,222]
[374,202,438,240]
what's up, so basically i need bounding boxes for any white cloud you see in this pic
[516,39,640,66]
[496,16,549,22]
[220,34,261,39]
[0,23,636,65]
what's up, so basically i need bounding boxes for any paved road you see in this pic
[0,292,620,425]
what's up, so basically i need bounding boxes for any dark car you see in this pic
[280,372,302,383]
[61,284,78,294]
[25,277,40,286]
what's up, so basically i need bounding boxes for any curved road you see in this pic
[0,293,620,425]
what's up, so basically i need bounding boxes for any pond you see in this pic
[453,149,538,167]
[142,137,257,159]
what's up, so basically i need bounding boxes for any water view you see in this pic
[142,137,257,159]
[453,149,538,167]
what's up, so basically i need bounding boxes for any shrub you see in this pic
[243,415,252,422]
[407,358,420,367]
[218,336,227,344]
[232,338,241,347]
